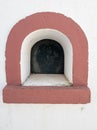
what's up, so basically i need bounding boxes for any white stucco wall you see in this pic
[0,0,97,130]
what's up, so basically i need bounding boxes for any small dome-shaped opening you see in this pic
[30,39,64,74]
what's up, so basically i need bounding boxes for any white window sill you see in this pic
[23,74,72,86]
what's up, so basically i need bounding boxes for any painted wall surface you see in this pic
[0,0,97,129]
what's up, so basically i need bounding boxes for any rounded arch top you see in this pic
[6,12,88,86]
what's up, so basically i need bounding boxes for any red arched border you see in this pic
[3,12,90,103]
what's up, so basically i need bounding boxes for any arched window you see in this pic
[3,12,90,103]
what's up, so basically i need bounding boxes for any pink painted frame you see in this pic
[3,12,90,103]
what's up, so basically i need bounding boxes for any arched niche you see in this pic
[3,12,90,103]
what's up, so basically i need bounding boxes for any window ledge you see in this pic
[3,85,90,104]
[23,74,72,86]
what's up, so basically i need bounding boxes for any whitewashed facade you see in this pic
[0,0,97,130]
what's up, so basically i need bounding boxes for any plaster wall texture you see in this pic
[0,0,97,130]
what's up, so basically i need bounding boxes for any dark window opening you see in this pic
[30,39,64,74]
